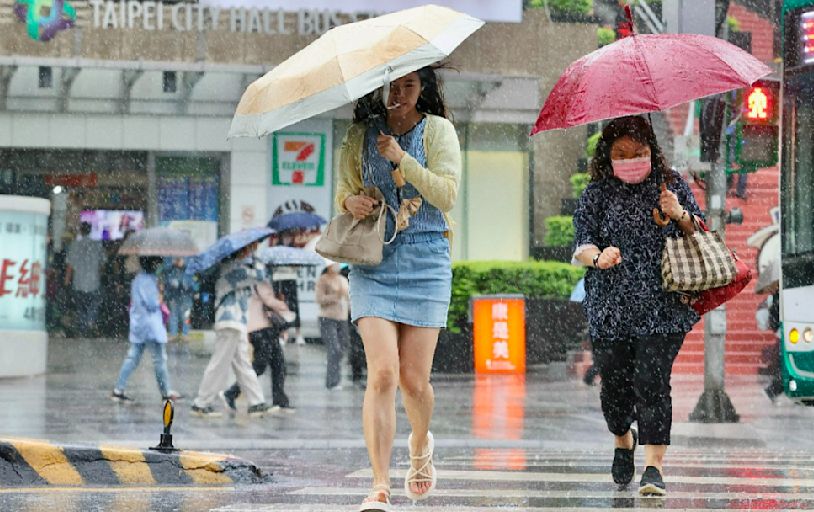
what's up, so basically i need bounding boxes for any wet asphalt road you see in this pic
[1,337,814,510]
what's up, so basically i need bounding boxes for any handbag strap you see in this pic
[375,201,399,245]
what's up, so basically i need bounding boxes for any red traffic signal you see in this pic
[743,80,779,124]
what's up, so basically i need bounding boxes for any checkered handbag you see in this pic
[662,218,738,292]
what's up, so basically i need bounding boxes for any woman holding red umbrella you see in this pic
[572,115,703,496]
[532,5,771,497]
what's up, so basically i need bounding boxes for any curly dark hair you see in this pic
[352,64,450,122]
[139,256,163,274]
[589,115,673,184]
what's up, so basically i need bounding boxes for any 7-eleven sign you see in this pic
[272,132,326,186]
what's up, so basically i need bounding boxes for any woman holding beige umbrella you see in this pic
[227,7,482,509]
[335,67,460,511]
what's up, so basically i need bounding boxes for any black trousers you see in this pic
[348,320,366,381]
[226,327,289,407]
[591,333,685,446]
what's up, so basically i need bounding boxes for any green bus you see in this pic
[780,0,814,402]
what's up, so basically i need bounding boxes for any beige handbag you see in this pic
[316,187,398,266]
[662,218,738,292]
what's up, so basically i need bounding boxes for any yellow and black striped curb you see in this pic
[0,438,267,486]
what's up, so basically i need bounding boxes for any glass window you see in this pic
[783,80,814,257]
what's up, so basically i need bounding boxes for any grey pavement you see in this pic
[2,336,814,510]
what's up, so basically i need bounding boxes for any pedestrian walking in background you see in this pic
[163,257,196,342]
[191,243,270,418]
[759,292,783,402]
[111,256,179,402]
[335,66,461,509]
[570,277,599,386]
[341,265,367,388]
[64,221,106,337]
[221,279,297,414]
[316,262,350,391]
[572,116,704,497]
[273,263,305,345]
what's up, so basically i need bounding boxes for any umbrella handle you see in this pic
[652,182,670,226]
[652,208,671,227]
[382,67,392,106]
[619,4,635,37]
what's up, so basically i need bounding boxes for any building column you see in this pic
[147,152,158,227]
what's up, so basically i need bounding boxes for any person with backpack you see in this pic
[221,278,297,414]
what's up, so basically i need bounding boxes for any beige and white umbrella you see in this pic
[228,5,484,138]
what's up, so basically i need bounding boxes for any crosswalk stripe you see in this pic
[289,486,814,500]
[347,468,814,487]
[212,506,812,512]
[211,450,814,511]
[446,452,814,462]
[436,460,814,472]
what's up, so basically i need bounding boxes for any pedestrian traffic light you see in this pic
[736,80,779,168]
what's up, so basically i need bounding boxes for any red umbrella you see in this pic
[531,15,771,134]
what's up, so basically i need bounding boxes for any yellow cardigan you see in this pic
[334,114,462,235]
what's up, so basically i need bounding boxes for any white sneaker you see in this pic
[328,384,343,391]
[295,335,306,345]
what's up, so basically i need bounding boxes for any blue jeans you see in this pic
[167,298,192,338]
[115,342,171,396]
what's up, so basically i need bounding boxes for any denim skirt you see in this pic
[349,232,452,328]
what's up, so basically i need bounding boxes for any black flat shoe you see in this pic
[639,465,667,496]
[612,427,637,488]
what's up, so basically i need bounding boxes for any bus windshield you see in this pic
[781,77,814,259]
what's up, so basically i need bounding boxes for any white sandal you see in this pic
[358,484,392,512]
[404,431,437,502]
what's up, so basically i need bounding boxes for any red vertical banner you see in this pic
[473,296,526,374]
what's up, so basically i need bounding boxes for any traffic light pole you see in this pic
[689,131,740,423]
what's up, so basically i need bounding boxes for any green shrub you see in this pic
[448,260,585,331]
[543,215,575,247]
[526,0,593,15]
[727,15,740,33]
[570,173,590,199]
[597,26,616,47]
[586,131,601,158]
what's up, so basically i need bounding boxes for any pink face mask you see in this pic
[611,156,652,184]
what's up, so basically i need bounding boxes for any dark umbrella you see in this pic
[118,227,198,257]
[185,227,274,275]
[268,211,326,232]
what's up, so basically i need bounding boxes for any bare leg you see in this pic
[398,325,440,497]
[358,317,400,500]
[614,430,635,449]
[644,444,667,473]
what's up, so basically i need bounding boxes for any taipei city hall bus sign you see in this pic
[87,1,385,35]
[17,1,521,41]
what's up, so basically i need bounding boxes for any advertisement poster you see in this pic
[0,210,48,331]
[157,174,219,223]
[80,210,145,241]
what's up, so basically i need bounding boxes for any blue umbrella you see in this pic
[267,211,326,232]
[186,227,274,274]
[257,246,325,266]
